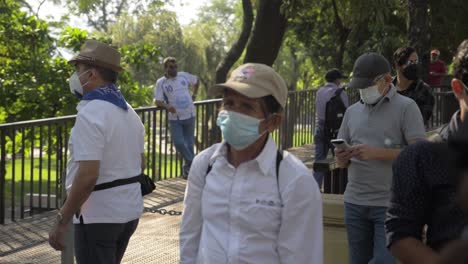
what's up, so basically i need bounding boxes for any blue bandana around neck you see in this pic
[82,84,128,110]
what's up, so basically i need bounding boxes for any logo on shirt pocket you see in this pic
[256,199,283,208]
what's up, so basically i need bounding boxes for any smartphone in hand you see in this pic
[331,139,351,150]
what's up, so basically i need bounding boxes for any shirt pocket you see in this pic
[240,195,282,235]
[382,121,405,148]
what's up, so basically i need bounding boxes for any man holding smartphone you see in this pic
[335,52,426,264]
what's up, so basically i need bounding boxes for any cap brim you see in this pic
[348,76,373,89]
[209,82,271,98]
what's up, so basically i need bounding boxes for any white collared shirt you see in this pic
[180,136,323,264]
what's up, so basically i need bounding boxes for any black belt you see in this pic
[93,174,142,191]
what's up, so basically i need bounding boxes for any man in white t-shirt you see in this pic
[48,40,145,264]
[154,57,199,178]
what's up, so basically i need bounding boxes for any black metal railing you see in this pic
[0,87,457,224]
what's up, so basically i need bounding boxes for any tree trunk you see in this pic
[215,0,254,84]
[331,0,351,69]
[281,48,299,148]
[243,0,287,66]
[408,0,430,81]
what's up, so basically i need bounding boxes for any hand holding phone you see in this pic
[331,139,351,150]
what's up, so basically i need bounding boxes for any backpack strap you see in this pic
[275,150,283,181]
[275,151,284,203]
[334,88,344,97]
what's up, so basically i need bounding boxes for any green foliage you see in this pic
[289,0,402,72]
[429,0,468,63]
[58,26,89,51]
[106,7,183,86]
[182,0,241,93]
[59,0,164,32]
[0,0,76,123]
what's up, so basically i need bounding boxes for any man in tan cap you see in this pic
[48,40,145,264]
[179,63,323,264]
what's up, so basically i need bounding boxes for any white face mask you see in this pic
[69,70,91,97]
[359,84,382,104]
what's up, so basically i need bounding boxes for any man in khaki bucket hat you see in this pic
[49,40,145,264]
[180,63,323,263]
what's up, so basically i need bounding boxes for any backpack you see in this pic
[324,88,347,152]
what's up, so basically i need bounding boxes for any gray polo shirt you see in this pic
[338,85,426,207]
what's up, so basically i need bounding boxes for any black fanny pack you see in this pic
[93,173,156,196]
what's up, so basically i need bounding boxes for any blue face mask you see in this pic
[216,110,265,150]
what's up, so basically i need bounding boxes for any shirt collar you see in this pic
[209,135,278,176]
[325,82,339,88]
[383,84,397,101]
[255,136,279,176]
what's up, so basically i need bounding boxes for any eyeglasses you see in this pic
[405,59,419,66]
[372,74,386,83]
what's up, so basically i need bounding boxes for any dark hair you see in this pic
[83,64,118,83]
[454,39,468,86]
[163,57,177,68]
[393,46,416,66]
[261,95,283,115]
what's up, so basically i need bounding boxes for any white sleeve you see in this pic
[154,79,165,101]
[72,111,105,161]
[179,153,207,264]
[180,72,198,85]
[277,172,323,264]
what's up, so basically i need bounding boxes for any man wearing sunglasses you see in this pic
[335,52,426,264]
[154,57,199,178]
[392,47,435,126]
[386,39,468,264]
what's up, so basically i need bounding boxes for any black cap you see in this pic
[325,68,348,82]
[348,52,391,89]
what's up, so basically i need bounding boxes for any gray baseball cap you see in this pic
[348,52,391,89]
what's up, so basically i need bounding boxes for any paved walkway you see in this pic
[0,145,315,264]
[0,178,187,264]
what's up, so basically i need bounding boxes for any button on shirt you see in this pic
[154,72,198,120]
[180,136,323,264]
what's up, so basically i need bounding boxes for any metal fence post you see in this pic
[0,129,6,225]
[61,170,74,264]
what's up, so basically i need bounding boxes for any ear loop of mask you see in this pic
[79,69,92,88]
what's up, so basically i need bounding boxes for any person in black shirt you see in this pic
[436,120,468,264]
[392,46,435,126]
[386,39,468,263]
